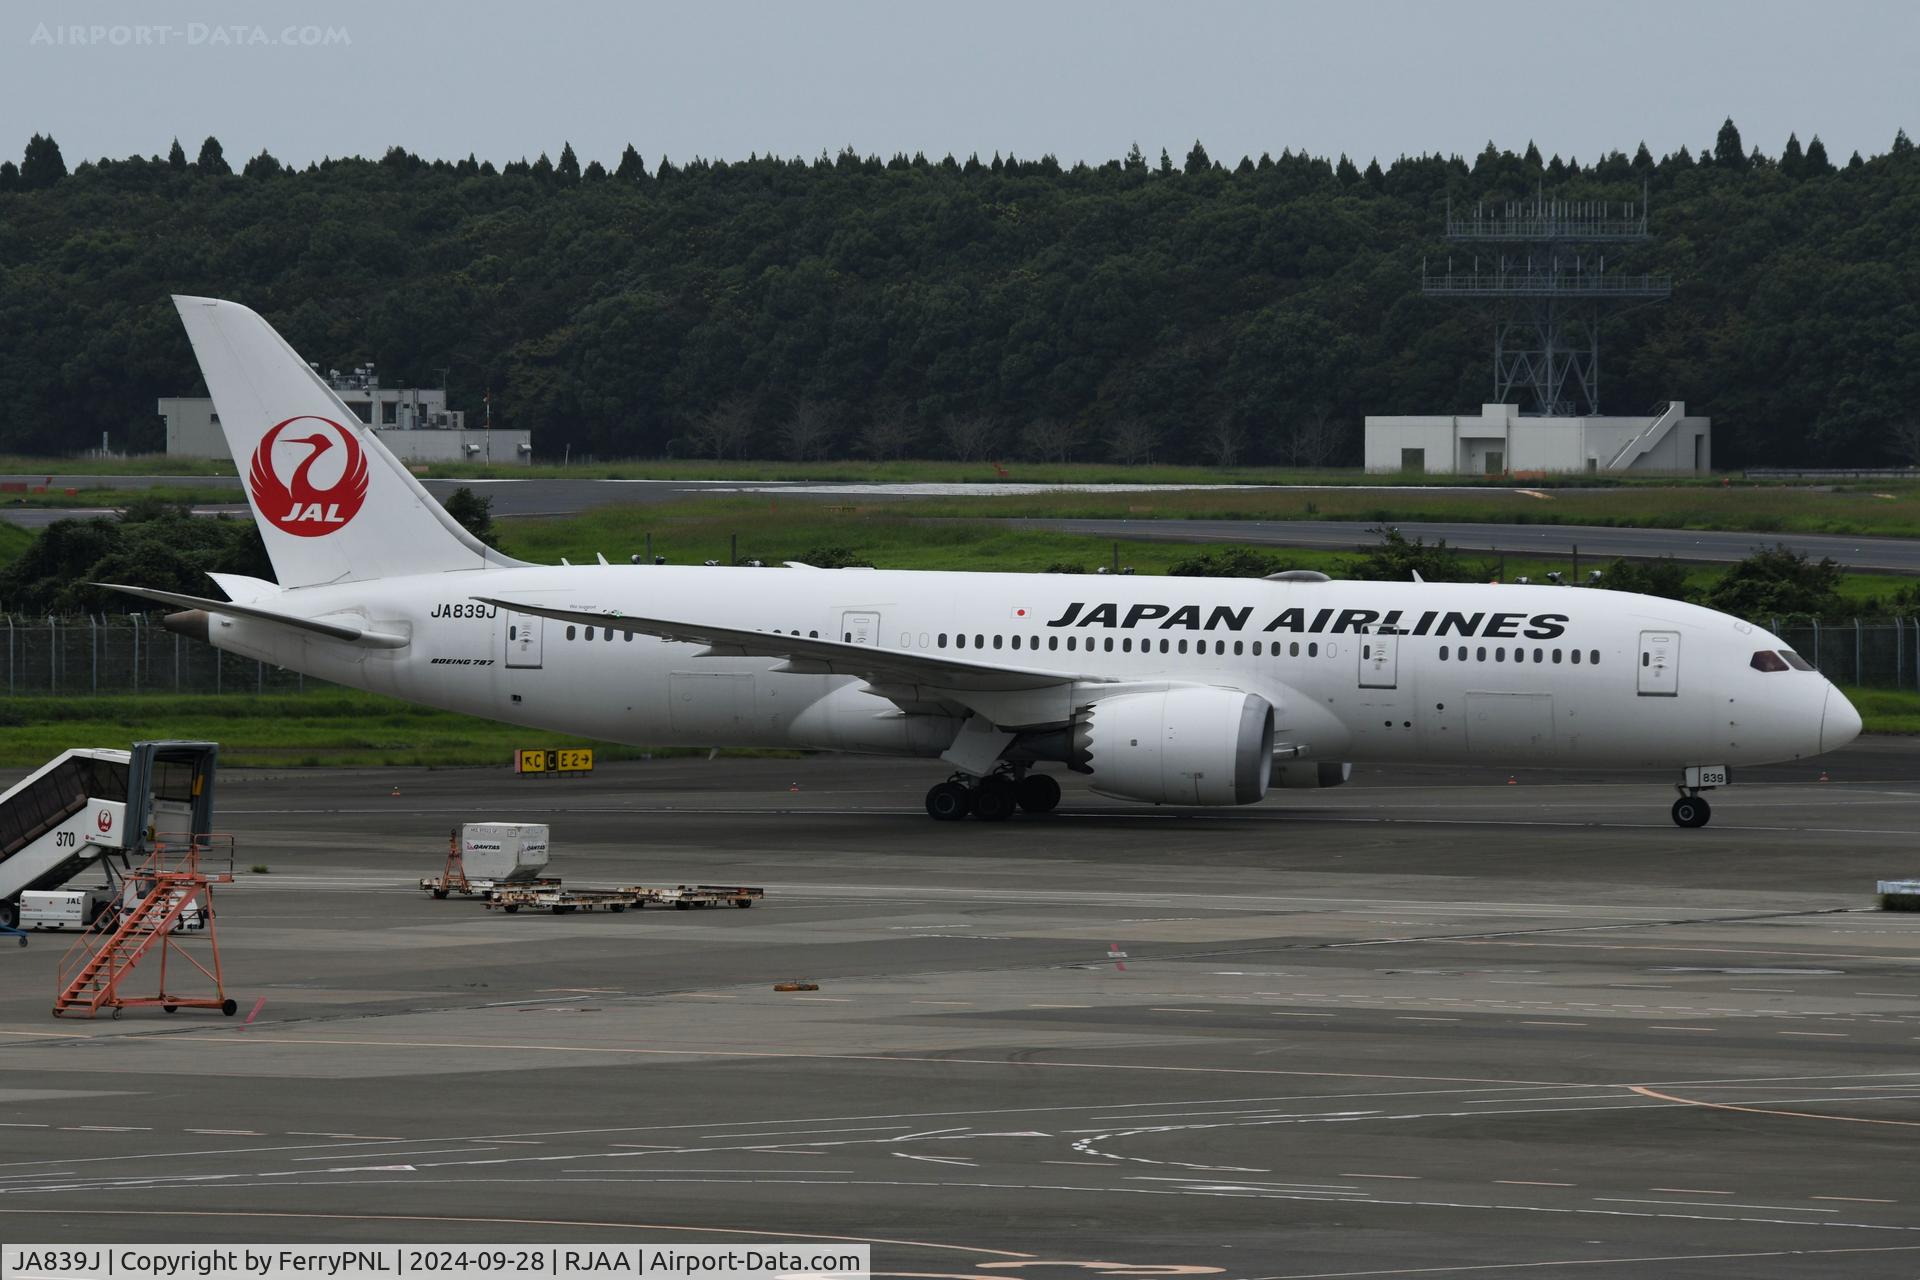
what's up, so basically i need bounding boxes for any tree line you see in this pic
[0,119,1915,467]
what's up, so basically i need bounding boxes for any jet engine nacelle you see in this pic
[1275,761,1351,789]
[1070,688,1274,806]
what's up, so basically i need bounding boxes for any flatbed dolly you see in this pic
[420,874,561,900]
[482,884,766,915]
[486,886,639,915]
[649,885,763,910]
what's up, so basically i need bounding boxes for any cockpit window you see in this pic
[1779,650,1815,671]
[1750,650,1789,673]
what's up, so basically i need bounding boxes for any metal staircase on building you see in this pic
[52,837,235,1020]
[1605,401,1685,471]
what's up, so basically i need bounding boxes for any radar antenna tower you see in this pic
[1422,182,1671,416]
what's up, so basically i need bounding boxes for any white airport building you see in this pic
[159,364,532,465]
[1363,401,1710,475]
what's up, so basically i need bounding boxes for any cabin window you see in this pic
[1067,636,1077,651]
[1438,646,1448,661]
[975,634,985,648]
[1590,650,1600,665]
[1104,637,1114,652]
[565,626,576,640]
[1533,648,1543,663]
[626,632,634,642]
[1213,640,1224,655]
[1553,648,1563,663]
[1233,641,1243,656]
[1750,650,1789,673]
[1178,639,1188,654]
[508,625,518,641]
[956,634,967,649]
[1011,636,1021,650]
[1161,639,1170,653]
[1495,647,1506,662]
[1252,641,1262,656]
[1048,636,1058,651]
[808,630,817,638]
[938,633,947,647]
[1122,638,1132,653]
[584,626,596,640]
[1308,642,1319,657]
[1476,646,1486,662]
[1780,650,1814,671]
[1571,649,1582,665]
[993,636,1002,649]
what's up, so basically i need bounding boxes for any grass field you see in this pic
[2,485,244,510]
[1837,687,1920,735]
[1,684,1912,771]
[491,501,1920,605]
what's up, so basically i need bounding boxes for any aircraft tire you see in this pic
[1671,796,1711,828]
[926,781,973,821]
[0,900,16,931]
[973,778,1018,822]
[1016,774,1062,814]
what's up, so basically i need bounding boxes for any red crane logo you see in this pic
[248,416,370,537]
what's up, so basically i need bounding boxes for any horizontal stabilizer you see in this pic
[95,583,408,648]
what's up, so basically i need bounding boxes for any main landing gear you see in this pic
[925,769,1061,822]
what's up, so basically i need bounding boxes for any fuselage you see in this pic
[199,564,1858,774]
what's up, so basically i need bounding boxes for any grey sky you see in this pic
[5,0,1914,172]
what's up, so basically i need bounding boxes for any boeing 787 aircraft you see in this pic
[109,297,1861,827]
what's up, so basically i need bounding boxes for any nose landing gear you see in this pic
[1672,764,1727,828]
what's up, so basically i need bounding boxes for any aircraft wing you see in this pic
[474,596,1107,693]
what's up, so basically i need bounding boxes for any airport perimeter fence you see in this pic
[0,614,324,697]
[3,613,1920,698]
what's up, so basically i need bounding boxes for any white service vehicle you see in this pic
[105,297,1861,829]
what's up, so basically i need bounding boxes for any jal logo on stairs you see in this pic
[96,808,112,833]
[248,416,371,537]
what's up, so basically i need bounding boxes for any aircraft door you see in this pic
[1637,630,1679,696]
[1358,629,1398,689]
[839,610,880,646]
[505,612,544,668]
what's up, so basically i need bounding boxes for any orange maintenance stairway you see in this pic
[52,836,235,1019]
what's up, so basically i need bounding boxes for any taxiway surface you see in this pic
[3,746,1920,1276]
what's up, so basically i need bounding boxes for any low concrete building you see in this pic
[1364,402,1710,475]
[159,378,532,466]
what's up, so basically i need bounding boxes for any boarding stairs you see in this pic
[52,835,236,1020]
[1603,400,1684,472]
[0,749,134,930]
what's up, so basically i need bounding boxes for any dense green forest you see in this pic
[0,120,1914,467]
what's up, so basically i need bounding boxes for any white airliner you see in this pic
[109,297,1861,828]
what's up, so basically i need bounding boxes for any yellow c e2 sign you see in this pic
[515,748,593,774]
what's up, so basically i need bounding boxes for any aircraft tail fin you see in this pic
[171,296,525,588]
